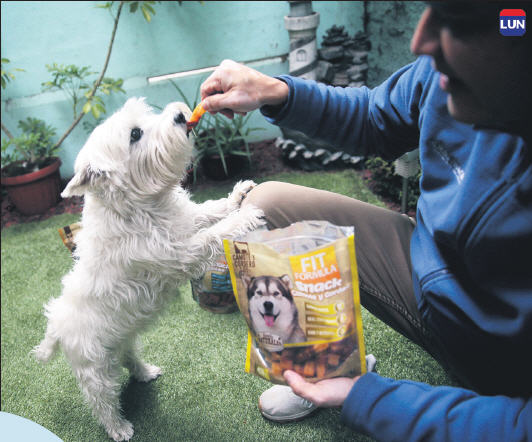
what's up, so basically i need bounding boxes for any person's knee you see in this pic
[243,181,282,211]
[243,181,291,228]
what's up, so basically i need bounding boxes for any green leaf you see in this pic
[141,5,151,22]
[143,3,155,14]
[129,2,139,13]
[91,106,101,119]
[82,102,92,114]
[95,2,114,9]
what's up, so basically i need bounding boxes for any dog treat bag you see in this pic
[190,255,238,314]
[224,220,366,384]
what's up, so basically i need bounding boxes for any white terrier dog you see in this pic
[32,97,264,441]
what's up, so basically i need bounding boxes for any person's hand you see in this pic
[200,59,289,119]
[284,370,360,407]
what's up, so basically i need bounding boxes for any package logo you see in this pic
[500,9,526,36]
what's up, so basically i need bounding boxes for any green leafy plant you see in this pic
[98,1,159,22]
[1,118,58,177]
[1,59,25,142]
[363,156,420,212]
[42,1,165,150]
[1,1,180,177]
[1,58,25,90]
[170,80,264,179]
[1,61,61,178]
[41,64,125,120]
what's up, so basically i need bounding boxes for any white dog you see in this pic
[32,97,264,441]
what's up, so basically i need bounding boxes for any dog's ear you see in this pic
[61,166,104,197]
[280,274,293,289]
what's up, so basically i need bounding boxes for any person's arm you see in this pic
[201,57,436,159]
[285,370,532,441]
[263,56,436,159]
[200,59,289,120]
[343,373,531,441]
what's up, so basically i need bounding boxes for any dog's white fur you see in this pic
[32,97,264,441]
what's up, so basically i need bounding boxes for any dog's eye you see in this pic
[256,290,263,296]
[130,128,143,143]
[273,291,280,297]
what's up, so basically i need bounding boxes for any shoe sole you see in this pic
[258,399,319,423]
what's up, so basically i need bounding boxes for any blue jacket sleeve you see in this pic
[341,372,532,442]
[261,56,436,160]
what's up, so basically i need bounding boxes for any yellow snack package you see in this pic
[224,221,366,384]
[190,254,238,314]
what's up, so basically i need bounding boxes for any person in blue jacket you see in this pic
[200,2,531,440]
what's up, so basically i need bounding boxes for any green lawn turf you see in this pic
[1,170,452,442]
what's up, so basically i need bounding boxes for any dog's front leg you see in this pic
[190,180,257,228]
[185,204,265,273]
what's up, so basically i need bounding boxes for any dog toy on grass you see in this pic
[186,102,206,134]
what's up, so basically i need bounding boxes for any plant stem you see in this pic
[53,1,124,150]
[1,121,14,139]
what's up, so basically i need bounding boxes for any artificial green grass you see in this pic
[1,170,452,442]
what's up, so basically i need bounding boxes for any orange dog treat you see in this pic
[270,352,281,362]
[303,361,316,377]
[316,361,327,378]
[312,343,329,353]
[280,358,294,371]
[270,362,282,376]
[186,102,206,132]
[327,353,340,367]
[294,364,305,375]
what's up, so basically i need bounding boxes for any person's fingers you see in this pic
[200,75,224,101]
[284,370,320,404]
[203,93,232,113]
[284,371,359,408]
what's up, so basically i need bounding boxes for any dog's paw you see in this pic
[228,180,256,208]
[239,204,266,230]
[133,363,162,382]
[107,419,134,441]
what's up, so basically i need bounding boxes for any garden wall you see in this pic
[1,1,424,178]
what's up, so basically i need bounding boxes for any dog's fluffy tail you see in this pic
[32,333,59,363]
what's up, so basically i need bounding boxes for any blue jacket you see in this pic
[262,56,532,441]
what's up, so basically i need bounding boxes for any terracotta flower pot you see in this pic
[1,157,62,215]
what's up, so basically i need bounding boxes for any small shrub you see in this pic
[363,156,420,212]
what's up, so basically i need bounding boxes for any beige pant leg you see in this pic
[243,181,427,347]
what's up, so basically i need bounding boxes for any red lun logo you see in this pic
[500,9,526,36]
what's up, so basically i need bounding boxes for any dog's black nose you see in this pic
[174,112,186,125]
[263,301,273,312]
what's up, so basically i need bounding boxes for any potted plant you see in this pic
[1,1,164,215]
[194,112,262,180]
[1,117,62,215]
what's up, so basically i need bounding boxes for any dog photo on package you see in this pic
[224,220,367,384]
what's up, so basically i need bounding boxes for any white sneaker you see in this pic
[366,353,377,373]
[259,354,377,423]
[259,385,318,423]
